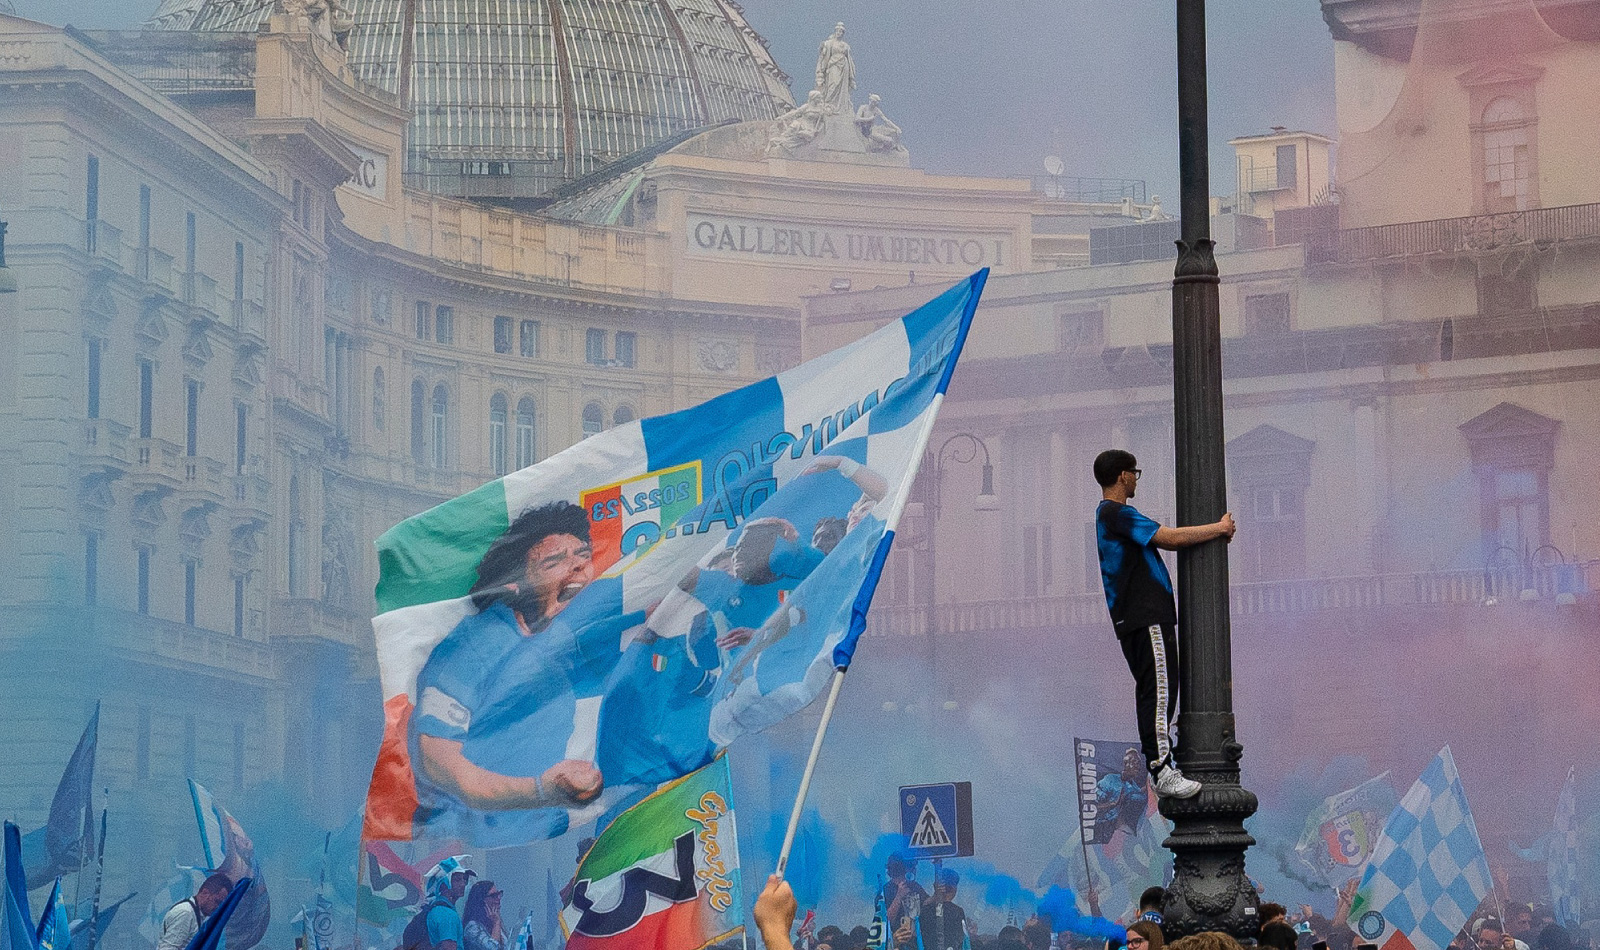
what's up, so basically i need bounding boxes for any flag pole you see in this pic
[775,668,846,877]
[1078,830,1102,918]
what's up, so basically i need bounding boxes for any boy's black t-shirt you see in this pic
[1095,500,1177,634]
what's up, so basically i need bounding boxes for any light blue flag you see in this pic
[36,880,70,950]
[366,270,988,846]
[1349,747,1490,950]
[186,782,269,950]
[3,823,38,950]
[1549,767,1579,927]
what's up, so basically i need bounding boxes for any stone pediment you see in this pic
[230,518,266,558]
[1456,62,1544,89]
[131,488,171,528]
[180,504,214,542]
[79,472,119,512]
[234,343,264,386]
[183,319,214,366]
[1227,424,1314,486]
[84,276,119,324]
[1460,402,1559,469]
[1228,424,1316,457]
[136,296,169,348]
[1459,401,1558,439]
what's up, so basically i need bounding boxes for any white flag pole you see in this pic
[775,668,847,876]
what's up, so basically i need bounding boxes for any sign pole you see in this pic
[775,669,847,877]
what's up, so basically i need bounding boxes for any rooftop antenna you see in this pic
[1042,155,1065,199]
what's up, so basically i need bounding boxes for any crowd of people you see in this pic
[744,856,1594,950]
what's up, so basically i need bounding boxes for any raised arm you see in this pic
[1151,512,1236,550]
[754,875,798,950]
[418,735,601,810]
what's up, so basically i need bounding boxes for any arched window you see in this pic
[489,392,508,477]
[516,396,537,469]
[1481,96,1531,213]
[612,405,635,427]
[372,367,386,431]
[410,380,426,463]
[582,402,604,438]
[431,383,449,469]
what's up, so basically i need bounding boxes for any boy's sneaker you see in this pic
[1153,763,1202,799]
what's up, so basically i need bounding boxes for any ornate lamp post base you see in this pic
[1158,710,1260,936]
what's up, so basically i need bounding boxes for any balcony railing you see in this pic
[231,298,265,337]
[1306,202,1600,265]
[863,565,1591,638]
[1241,166,1293,192]
[135,246,175,289]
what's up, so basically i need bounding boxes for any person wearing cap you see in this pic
[404,857,476,950]
[896,869,971,950]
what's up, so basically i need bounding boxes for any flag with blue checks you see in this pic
[1349,747,1490,950]
[1549,767,1579,927]
[364,271,988,846]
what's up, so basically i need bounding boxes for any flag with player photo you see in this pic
[363,272,988,846]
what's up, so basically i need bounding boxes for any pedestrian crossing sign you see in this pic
[899,782,975,858]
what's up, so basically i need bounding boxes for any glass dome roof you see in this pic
[146,0,794,201]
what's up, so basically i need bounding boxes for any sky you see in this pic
[9,0,1338,199]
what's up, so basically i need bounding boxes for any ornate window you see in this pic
[1227,425,1314,581]
[1460,65,1541,215]
[1460,402,1557,559]
[582,402,604,438]
[431,384,449,469]
[489,392,508,476]
[612,405,635,427]
[586,329,607,365]
[520,319,540,358]
[515,396,537,469]
[493,316,513,354]
[1480,97,1531,213]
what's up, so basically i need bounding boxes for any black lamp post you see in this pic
[1158,0,1260,936]
[903,432,998,716]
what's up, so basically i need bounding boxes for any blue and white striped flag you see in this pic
[1349,747,1490,950]
[364,271,988,846]
[1549,767,1579,927]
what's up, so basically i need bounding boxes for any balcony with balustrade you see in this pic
[1305,201,1600,266]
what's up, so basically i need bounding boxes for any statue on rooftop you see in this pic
[814,23,855,115]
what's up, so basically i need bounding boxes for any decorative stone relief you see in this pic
[698,339,738,374]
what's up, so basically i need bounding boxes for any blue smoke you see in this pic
[1036,887,1127,943]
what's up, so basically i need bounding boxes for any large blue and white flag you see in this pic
[1549,767,1579,927]
[364,271,988,845]
[1348,747,1490,950]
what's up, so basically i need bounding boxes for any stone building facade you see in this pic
[801,0,1600,885]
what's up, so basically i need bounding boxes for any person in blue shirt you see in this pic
[1095,747,1151,837]
[409,501,644,844]
[1093,449,1235,800]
